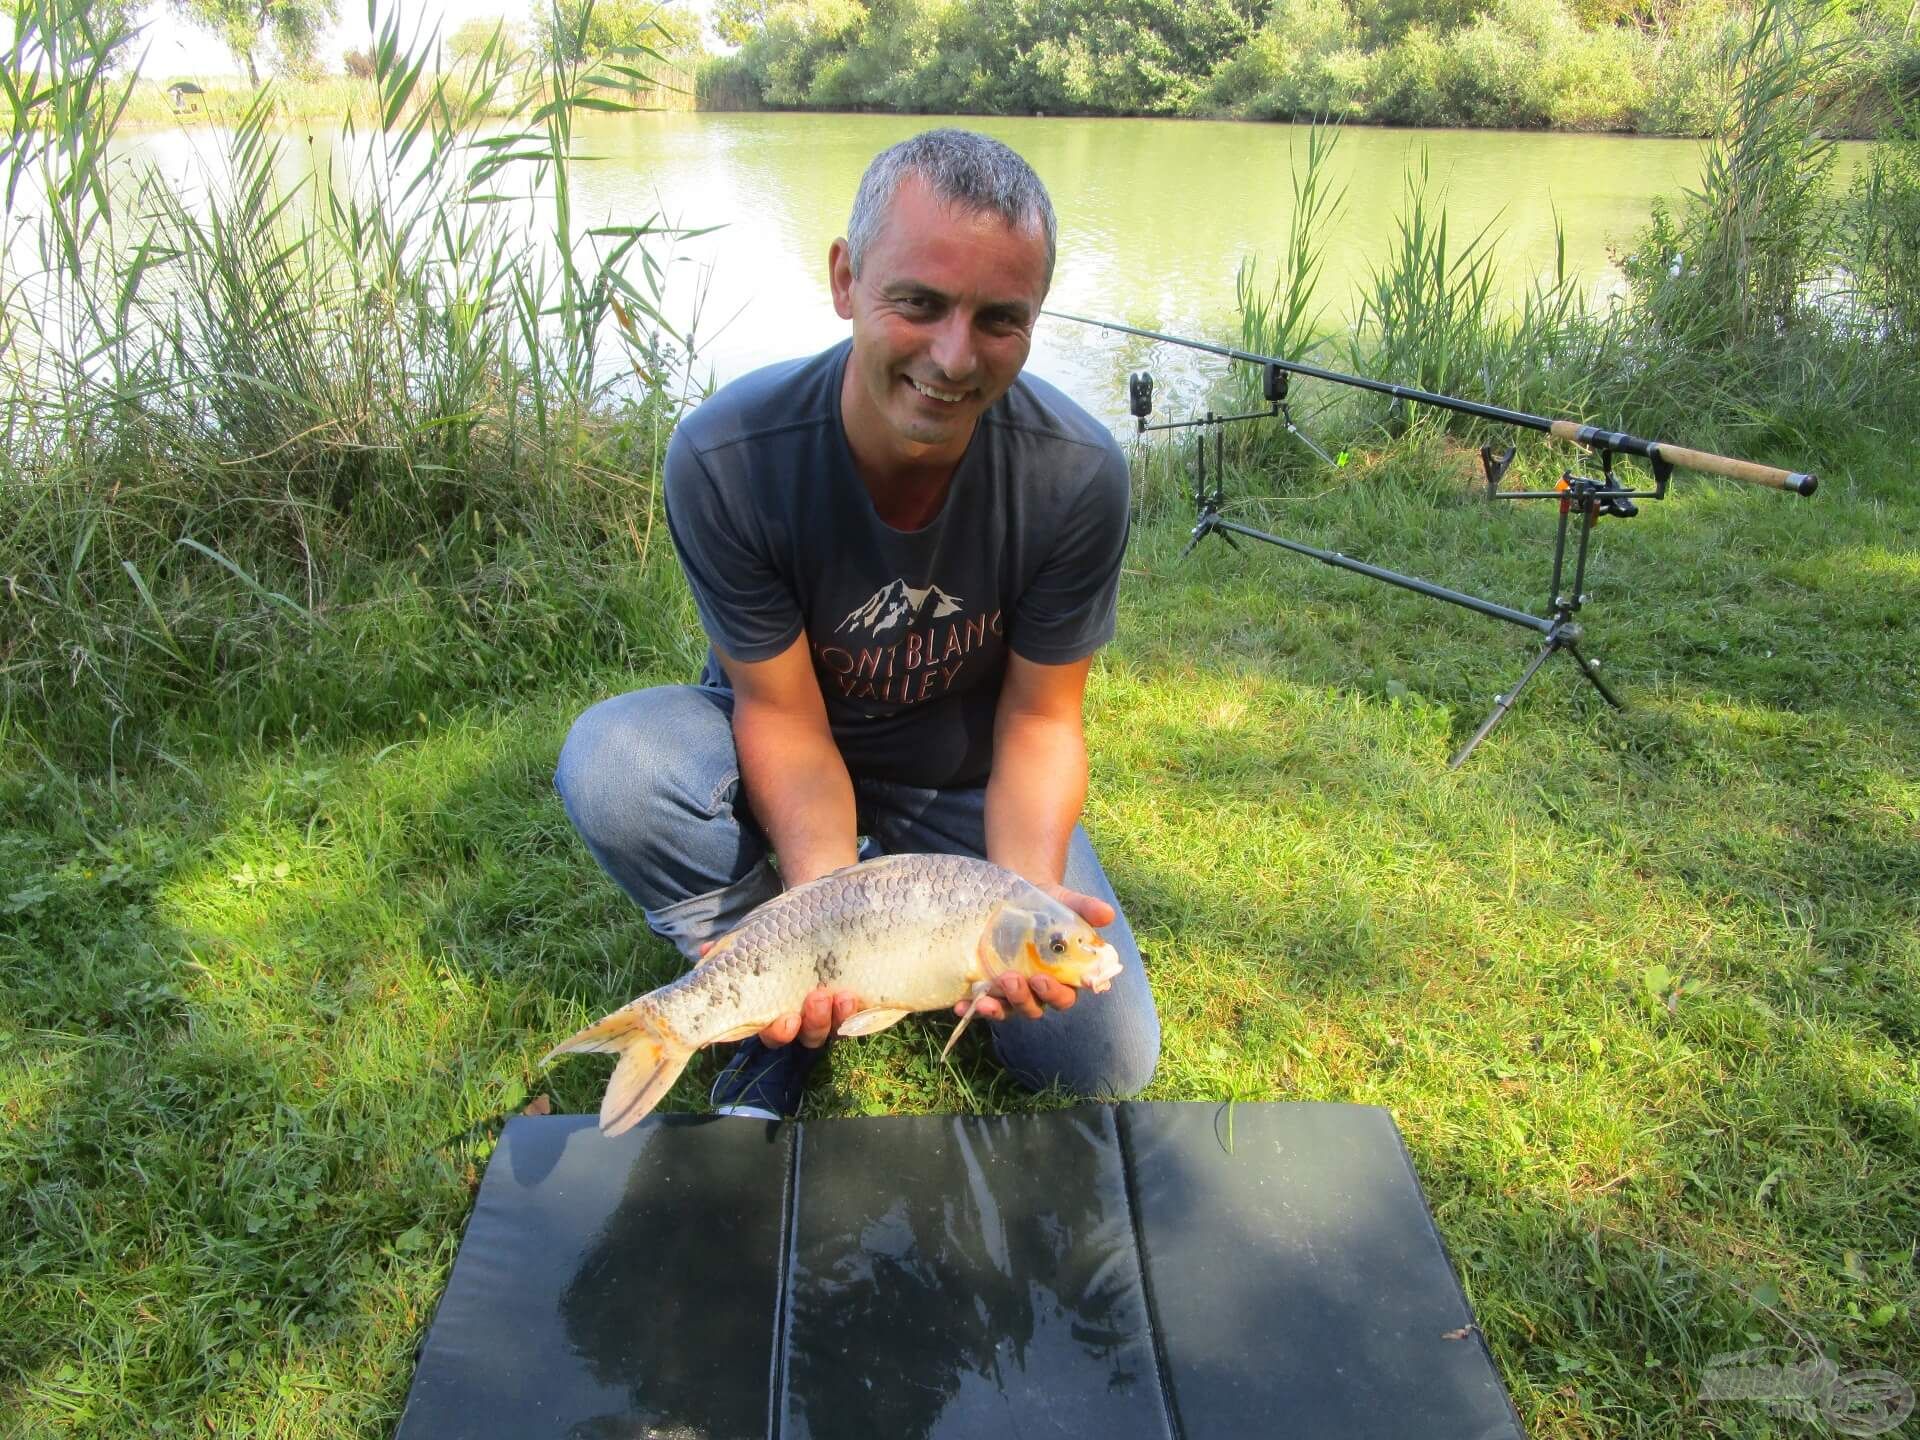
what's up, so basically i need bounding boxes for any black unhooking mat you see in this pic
[394,1102,1525,1440]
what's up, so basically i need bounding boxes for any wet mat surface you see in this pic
[396,1103,1523,1440]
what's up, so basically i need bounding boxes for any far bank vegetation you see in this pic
[697,0,1919,136]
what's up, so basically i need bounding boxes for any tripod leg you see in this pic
[1562,641,1624,709]
[1450,638,1560,769]
[1179,512,1221,561]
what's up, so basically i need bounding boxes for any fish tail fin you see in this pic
[542,1006,692,1138]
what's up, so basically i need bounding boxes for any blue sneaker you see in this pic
[709,1037,828,1120]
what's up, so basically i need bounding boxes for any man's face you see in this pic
[830,174,1050,477]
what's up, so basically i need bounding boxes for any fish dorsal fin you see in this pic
[775,852,914,901]
[828,853,919,878]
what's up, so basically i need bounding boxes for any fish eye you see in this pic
[1050,936,1067,955]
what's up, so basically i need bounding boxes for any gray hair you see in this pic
[845,129,1057,288]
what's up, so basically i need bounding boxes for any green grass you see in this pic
[3,417,1916,1437]
[4,4,1916,1432]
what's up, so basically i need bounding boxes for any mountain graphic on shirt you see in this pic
[838,580,964,637]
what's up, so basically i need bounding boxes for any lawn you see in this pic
[2,418,1913,1437]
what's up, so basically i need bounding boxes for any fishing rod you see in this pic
[1047,310,1818,496]
[1044,309,1819,767]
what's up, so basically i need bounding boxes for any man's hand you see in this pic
[698,939,861,1048]
[953,883,1114,1023]
[757,988,862,1049]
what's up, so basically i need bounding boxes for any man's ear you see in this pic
[828,237,855,321]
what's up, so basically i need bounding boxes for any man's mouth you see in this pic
[907,376,967,404]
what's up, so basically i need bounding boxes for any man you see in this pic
[554,129,1159,1119]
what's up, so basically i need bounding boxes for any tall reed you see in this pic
[1209,1,1913,487]
[1,0,692,763]
[1626,0,1841,349]
[1236,121,1346,377]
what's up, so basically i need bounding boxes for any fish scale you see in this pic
[654,854,1025,1038]
[542,853,1125,1135]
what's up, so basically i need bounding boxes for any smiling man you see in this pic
[554,130,1160,1119]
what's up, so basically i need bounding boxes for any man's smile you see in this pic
[906,376,969,404]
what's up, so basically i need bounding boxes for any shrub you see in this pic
[1623,1,1841,345]
[1840,102,1920,347]
[1371,25,1453,125]
[1534,21,1647,130]
[695,54,762,108]
[1206,0,1363,120]
[1442,16,1545,127]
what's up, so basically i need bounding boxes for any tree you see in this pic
[167,0,339,85]
[448,16,524,66]
[538,0,704,67]
[712,0,779,46]
[85,0,149,72]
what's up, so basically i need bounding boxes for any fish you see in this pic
[542,852,1123,1136]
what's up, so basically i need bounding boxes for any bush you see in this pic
[1533,20,1646,130]
[1840,107,1920,347]
[1198,0,1363,119]
[695,54,762,108]
[1442,15,1545,127]
[1637,10,1748,135]
[1622,2,1841,346]
[1371,25,1453,125]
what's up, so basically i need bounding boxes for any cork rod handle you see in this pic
[1547,420,1816,495]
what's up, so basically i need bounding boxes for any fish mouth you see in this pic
[1083,942,1122,994]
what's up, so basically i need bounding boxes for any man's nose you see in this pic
[926,310,977,381]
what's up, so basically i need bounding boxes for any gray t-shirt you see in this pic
[663,339,1129,788]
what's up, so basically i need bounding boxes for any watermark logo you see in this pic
[1700,1347,1913,1436]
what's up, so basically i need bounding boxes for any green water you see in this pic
[122,111,1844,425]
[570,112,1714,419]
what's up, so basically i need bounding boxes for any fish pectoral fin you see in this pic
[835,1007,912,1037]
[976,901,1033,981]
[940,983,994,1061]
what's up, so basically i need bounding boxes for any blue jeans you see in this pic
[553,684,1159,1099]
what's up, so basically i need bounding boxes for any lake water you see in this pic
[559,112,1712,425]
[117,112,1756,428]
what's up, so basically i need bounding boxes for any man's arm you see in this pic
[984,651,1095,886]
[715,632,859,890]
[971,651,1117,1022]
[712,634,864,1047]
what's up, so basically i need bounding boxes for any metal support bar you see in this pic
[1152,370,1655,767]
[1447,623,1626,769]
[1209,518,1553,635]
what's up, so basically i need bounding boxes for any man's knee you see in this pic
[553,687,723,854]
[999,989,1161,1101]
[1082,1016,1161,1100]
